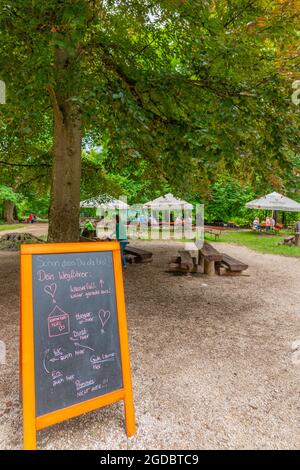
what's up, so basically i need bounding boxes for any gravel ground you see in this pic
[0,223,48,238]
[0,240,299,450]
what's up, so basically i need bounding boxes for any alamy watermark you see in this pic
[291,80,300,106]
[0,80,5,104]
[0,340,6,365]
[291,339,300,366]
[82,197,205,249]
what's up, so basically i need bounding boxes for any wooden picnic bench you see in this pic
[283,235,295,246]
[124,245,153,263]
[168,242,248,276]
[168,242,222,275]
[204,227,223,241]
[216,253,248,275]
[283,234,300,246]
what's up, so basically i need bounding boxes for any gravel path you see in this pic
[0,240,299,449]
[0,223,48,237]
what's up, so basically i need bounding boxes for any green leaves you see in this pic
[0,185,20,203]
[0,0,299,206]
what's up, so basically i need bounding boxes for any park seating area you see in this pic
[1,0,300,453]
[168,241,248,276]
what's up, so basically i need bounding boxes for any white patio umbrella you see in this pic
[80,194,129,210]
[246,191,300,212]
[143,193,193,210]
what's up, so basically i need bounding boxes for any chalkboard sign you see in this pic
[20,242,135,450]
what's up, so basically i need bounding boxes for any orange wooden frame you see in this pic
[20,241,135,450]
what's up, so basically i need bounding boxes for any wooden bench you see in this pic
[168,242,221,275]
[216,253,248,275]
[282,234,300,246]
[124,245,153,263]
[167,242,248,277]
[204,228,222,241]
[283,235,295,245]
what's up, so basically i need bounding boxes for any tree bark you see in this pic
[48,94,82,242]
[4,200,15,224]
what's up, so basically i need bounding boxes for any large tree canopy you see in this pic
[0,0,299,240]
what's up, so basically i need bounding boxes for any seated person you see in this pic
[82,220,96,238]
[96,216,108,239]
[269,216,275,230]
[84,219,95,231]
[265,217,271,231]
[184,216,192,225]
[149,215,158,226]
[138,213,148,225]
[252,217,260,230]
[174,216,182,225]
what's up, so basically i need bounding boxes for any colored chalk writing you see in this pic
[20,242,135,450]
[31,251,122,416]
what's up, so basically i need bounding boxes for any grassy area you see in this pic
[0,224,22,232]
[206,229,300,257]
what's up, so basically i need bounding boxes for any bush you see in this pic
[204,178,257,225]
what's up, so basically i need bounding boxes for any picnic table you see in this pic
[199,242,222,275]
[168,241,248,276]
[255,222,282,234]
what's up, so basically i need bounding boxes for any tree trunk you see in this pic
[4,200,15,224]
[48,95,82,243]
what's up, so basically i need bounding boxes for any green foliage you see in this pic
[1,1,300,190]
[0,185,19,203]
[17,192,50,217]
[203,177,257,224]
[0,0,299,221]
[201,171,300,226]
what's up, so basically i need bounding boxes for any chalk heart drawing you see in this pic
[44,283,57,302]
[98,309,111,332]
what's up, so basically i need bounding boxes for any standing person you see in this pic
[295,220,300,247]
[115,213,128,268]
[270,215,275,231]
[28,213,33,224]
